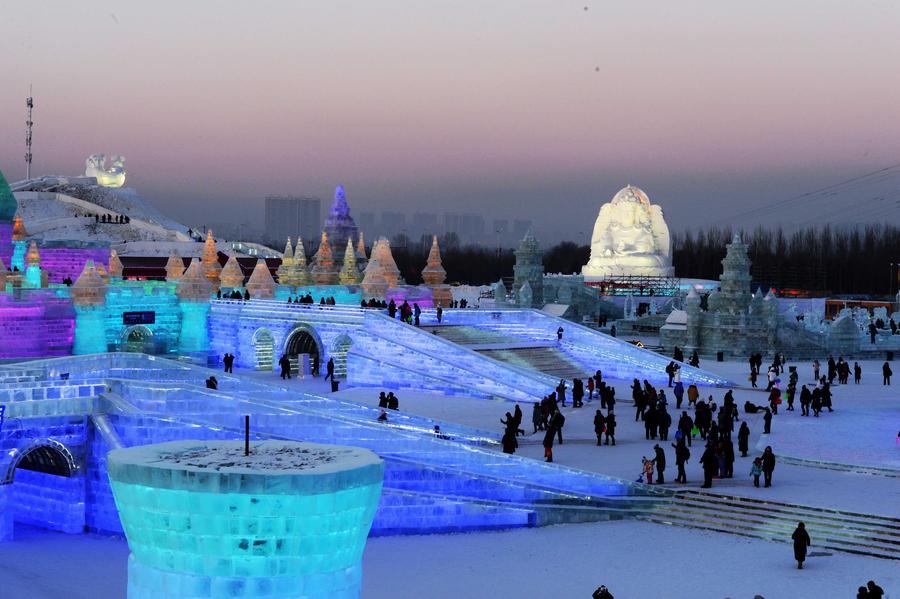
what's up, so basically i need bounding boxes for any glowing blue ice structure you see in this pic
[108,440,383,599]
[428,308,730,388]
[0,353,669,545]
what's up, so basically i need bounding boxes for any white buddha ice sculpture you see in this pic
[582,185,674,278]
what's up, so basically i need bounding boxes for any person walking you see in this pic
[278,354,291,380]
[324,357,335,381]
[812,359,820,382]
[701,442,718,488]
[738,421,750,457]
[436,305,443,323]
[762,446,776,487]
[604,411,616,446]
[542,425,555,463]
[854,362,862,384]
[672,438,689,483]
[587,376,595,401]
[763,407,772,434]
[551,409,566,444]
[512,403,525,436]
[750,457,763,488]
[791,522,811,569]
[678,411,694,448]
[593,410,605,446]
[653,444,666,484]
[883,361,892,385]
[532,402,543,434]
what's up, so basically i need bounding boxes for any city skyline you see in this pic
[2,2,900,243]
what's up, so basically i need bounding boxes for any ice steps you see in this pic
[639,490,900,560]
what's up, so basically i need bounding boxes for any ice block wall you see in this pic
[108,440,383,599]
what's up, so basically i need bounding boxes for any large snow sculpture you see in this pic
[84,154,127,188]
[582,185,673,278]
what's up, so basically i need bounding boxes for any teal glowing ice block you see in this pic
[107,440,384,599]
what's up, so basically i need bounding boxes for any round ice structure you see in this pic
[107,440,384,599]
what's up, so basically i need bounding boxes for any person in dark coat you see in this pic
[278,354,291,380]
[677,411,694,447]
[791,522,811,569]
[672,438,690,483]
[854,362,862,384]
[387,392,399,410]
[532,402,543,433]
[592,585,614,599]
[858,586,871,599]
[866,581,885,598]
[593,410,606,446]
[632,379,645,421]
[542,424,555,462]
[512,404,525,436]
[378,392,388,408]
[883,362,892,385]
[551,410,566,444]
[737,421,750,457]
[763,407,772,434]
[799,385,811,416]
[324,357,335,381]
[501,430,517,454]
[721,437,735,478]
[658,408,672,441]
[604,411,616,446]
[644,403,657,440]
[762,445,776,487]
[700,442,718,488]
[653,444,666,484]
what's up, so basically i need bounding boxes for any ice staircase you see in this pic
[478,346,592,380]
[640,490,900,560]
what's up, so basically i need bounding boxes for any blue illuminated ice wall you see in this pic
[108,440,383,599]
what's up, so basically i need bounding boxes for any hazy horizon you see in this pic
[2,1,900,243]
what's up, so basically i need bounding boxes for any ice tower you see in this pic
[323,185,359,263]
[71,261,109,354]
[10,215,27,272]
[175,261,211,357]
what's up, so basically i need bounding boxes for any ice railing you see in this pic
[428,308,731,387]
[210,298,369,327]
[361,312,557,398]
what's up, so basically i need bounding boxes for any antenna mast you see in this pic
[25,86,34,180]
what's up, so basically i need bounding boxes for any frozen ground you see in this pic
[2,519,897,599]
[2,359,897,599]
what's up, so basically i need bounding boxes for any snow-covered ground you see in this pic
[2,359,897,598]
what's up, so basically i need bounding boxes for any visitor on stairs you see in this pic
[791,522,811,569]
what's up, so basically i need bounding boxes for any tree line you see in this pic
[671,225,900,297]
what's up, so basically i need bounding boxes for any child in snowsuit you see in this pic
[750,457,763,488]
[641,457,654,485]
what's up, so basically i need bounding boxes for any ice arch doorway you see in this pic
[3,440,85,535]
[284,327,321,376]
[123,325,156,354]
[252,328,275,371]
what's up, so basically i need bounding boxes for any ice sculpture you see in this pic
[369,238,401,288]
[219,255,245,289]
[165,250,185,281]
[107,250,123,279]
[107,440,383,599]
[312,231,338,285]
[339,238,361,284]
[421,235,452,307]
[84,154,127,188]
[201,229,222,289]
[72,261,108,355]
[323,185,360,263]
[582,185,673,278]
[245,259,276,298]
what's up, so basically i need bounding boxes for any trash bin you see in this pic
[331,379,340,392]
[716,351,724,362]
[888,351,894,362]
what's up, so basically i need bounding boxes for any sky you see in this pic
[2,1,900,243]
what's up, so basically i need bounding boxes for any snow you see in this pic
[2,519,896,599]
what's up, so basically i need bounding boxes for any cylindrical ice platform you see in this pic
[107,440,384,599]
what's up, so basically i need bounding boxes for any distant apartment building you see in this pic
[264,195,321,248]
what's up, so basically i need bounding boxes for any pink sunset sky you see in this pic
[2,1,900,240]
